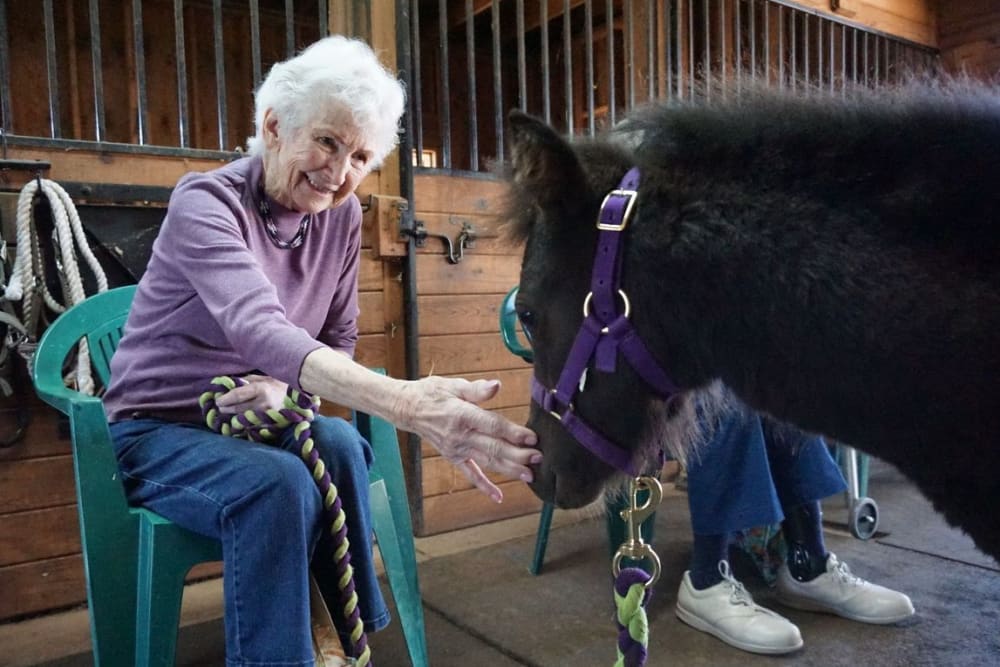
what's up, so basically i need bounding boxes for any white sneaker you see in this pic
[776,552,915,624]
[675,561,803,655]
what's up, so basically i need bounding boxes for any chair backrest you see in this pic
[33,285,136,406]
[32,285,139,531]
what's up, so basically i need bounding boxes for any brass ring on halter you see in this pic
[548,388,573,422]
[582,289,632,333]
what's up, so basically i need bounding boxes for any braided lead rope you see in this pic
[613,567,653,667]
[199,376,370,666]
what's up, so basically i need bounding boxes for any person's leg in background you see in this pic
[676,400,803,655]
[761,415,915,624]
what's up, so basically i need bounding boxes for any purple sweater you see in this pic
[104,156,361,423]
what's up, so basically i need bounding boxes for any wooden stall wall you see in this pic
[407,173,539,535]
[937,1,1000,77]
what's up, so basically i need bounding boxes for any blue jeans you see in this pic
[110,415,390,667]
[687,402,846,535]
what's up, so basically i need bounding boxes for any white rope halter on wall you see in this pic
[4,178,108,395]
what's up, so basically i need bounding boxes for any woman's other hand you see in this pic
[215,374,290,415]
[394,376,540,503]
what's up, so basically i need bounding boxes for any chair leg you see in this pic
[135,519,189,667]
[370,479,429,667]
[529,501,555,576]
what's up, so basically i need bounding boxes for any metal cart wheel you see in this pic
[849,496,880,540]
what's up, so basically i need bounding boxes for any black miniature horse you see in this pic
[503,80,1000,563]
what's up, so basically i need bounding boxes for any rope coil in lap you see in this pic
[199,375,370,666]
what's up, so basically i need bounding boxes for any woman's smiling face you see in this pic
[261,105,376,213]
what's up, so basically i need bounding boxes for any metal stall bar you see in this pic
[541,0,551,124]
[438,0,451,169]
[174,0,190,148]
[251,0,263,88]
[492,0,503,161]
[43,0,60,138]
[666,0,675,100]
[0,0,13,133]
[465,0,478,171]
[777,4,784,89]
[803,10,810,88]
[607,0,615,123]
[213,0,228,151]
[789,7,796,90]
[131,0,150,144]
[646,0,655,101]
[88,0,106,141]
[703,0,710,100]
[735,0,742,90]
[563,0,573,134]
[318,0,328,38]
[285,0,295,57]
[829,19,835,93]
[585,0,595,136]
[750,0,771,83]
[517,0,527,111]
[625,0,633,110]
[410,0,424,162]
[687,0,694,98]
[719,0,726,94]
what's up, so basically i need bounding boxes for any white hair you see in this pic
[246,36,406,168]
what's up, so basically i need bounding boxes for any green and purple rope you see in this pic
[199,375,370,666]
[613,567,653,667]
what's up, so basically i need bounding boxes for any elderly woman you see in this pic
[103,36,538,666]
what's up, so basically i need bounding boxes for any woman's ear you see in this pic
[262,109,280,148]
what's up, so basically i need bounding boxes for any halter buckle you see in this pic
[596,189,638,231]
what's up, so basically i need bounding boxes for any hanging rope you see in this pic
[613,567,653,667]
[199,376,370,666]
[4,177,108,392]
[611,476,662,667]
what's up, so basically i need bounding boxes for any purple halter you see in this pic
[530,167,679,477]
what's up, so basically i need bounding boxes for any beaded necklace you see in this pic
[256,183,311,249]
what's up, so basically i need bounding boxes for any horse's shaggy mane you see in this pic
[502,77,1000,259]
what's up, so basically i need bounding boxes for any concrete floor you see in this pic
[3,459,999,667]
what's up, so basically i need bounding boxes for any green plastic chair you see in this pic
[33,285,428,667]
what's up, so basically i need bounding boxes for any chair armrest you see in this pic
[33,374,102,416]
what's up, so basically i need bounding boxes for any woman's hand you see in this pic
[393,376,540,503]
[215,374,289,415]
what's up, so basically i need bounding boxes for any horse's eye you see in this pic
[517,309,536,341]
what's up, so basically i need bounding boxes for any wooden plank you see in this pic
[0,506,80,567]
[792,0,936,46]
[419,333,525,377]
[354,334,387,370]
[415,254,521,296]
[358,250,384,292]
[357,291,385,335]
[413,173,507,216]
[420,455,512,497]
[0,402,69,462]
[0,554,221,623]
[420,480,542,535]
[417,293,509,335]
[0,456,78,513]
[0,554,86,621]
